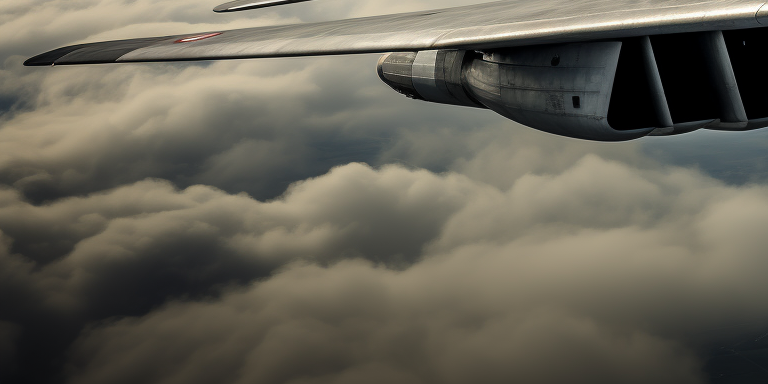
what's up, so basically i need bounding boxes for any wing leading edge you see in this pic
[25,0,768,66]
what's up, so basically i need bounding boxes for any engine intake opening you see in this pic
[377,52,423,100]
[377,51,486,108]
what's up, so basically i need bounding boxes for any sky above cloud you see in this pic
[2,0,768,383]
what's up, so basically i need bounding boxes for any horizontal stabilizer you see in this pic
[214,0,311,12]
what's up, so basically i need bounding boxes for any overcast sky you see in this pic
[2,1,768,383]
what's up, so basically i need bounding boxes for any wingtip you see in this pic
[213,0,244,13]
[213,0,312,13]
[24,55,53,67]
[23,44,89,67]
[23,36,176,67]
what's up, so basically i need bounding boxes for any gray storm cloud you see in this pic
[66,264,702,384]
[4,160,768,383]
[2,0,768,383]
[0,56,393,201]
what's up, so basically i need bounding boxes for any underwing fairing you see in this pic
[24,0,768,141]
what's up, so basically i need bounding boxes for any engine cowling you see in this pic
[379,28,768,141]
[379,29,768,141]
[467,42,657,141]
[377,50,486,109]
[378,43,654,141]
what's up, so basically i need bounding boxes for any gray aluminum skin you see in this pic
[24,0,768,65]
[378,50,486,108]
[214,0,312,13]
[378,33,768,141]
[699,30,749,130]
[639,36,674,130]
[467,43,651,141]
[381,43,653,141]
[412,51,458,106]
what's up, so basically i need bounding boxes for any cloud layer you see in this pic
[2,0,768,383]
[4,158,768,383]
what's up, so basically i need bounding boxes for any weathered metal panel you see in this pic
[377,52,421,100]
[466,42,653,141]
[412,50,458,105]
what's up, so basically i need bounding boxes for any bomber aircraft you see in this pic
[24,0,768,141]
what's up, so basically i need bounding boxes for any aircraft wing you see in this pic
[214,0,313,13]
[25,0,768,66]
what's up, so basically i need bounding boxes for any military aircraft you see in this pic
[24,0,768,141]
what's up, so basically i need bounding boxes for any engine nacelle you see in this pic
[378,43,654,141]
[380,29,768,141]
[379,29,768,142]
[467,42,658,141]
[377,51,486,109]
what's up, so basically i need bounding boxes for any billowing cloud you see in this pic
[0,54,643,203]
[3,0,768,383]
[2,158,768,382]
[66,263,703,384]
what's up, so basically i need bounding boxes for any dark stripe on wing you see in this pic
[24,36,174,66]
[214,0,312,13]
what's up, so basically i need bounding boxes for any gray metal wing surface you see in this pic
[25,0,768,66]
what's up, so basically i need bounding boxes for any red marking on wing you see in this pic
[174,33,223,44]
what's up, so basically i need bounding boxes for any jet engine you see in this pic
[378,43,652,141]
[377,50,486,109]
[377,28,768,141]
